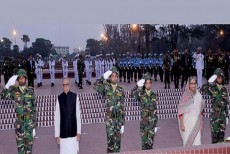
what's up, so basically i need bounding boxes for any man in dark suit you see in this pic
[181,48,192,88]
[26,54,35,87]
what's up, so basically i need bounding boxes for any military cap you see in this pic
[214,68,224,79]
[111,66,119,76]
[17,69,28,79]
[143,72,151,80]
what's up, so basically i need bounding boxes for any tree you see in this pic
[1,37,12,49]
[31,38,53,57]
[21,35,30,49]
[86,38,101,56]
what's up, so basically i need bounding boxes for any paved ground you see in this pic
[0,75,230,154]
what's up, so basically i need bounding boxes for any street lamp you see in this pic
[220,29,224,36]
[101,33,108,41]
[12,29,17,45]
[131,24,138,30]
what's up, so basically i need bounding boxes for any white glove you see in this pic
[33,129,36,138]
[154,127,158,133]
[208,75,217,83]
[226,118,228,125]
[137,79,145,87]
[103,70,112,80]
[120,125,124,134]
[5,75,18,89]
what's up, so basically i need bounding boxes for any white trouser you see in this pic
[100,68,104,78]
[196,69,203,88]
[60,137,79,154]
[96,69,100,79]
[86,69,89,81]
[63,69,68,78]
[87,69,92,82]
[50,69,55,83]
[35,70,40,83]
[38,68,43,83]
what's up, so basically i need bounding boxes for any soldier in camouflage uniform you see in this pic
[0,69,36,154]
[200,68,229,143]
[131,72,158,150]
[93,66,125,153]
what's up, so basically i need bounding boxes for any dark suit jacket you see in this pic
[181,54,192,68]
[26,60,35,77]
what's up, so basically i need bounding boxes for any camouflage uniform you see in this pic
[0,69,36,154]
[93,67,125,153]
[131,73,158,150]
[200,68,229,143]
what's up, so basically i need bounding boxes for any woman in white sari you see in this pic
[178,76,205,146]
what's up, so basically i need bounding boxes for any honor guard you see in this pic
[153,54,158,81]
[122,54,127,82]
[158,53,164,82]
[126,52,132,83]
[137,53,143,80]
[117,54,123,82]
[95,55,100,80]
[73,54,79,85]
[62,55,68,78]
[99,54,105,78]
[85,55,92,85]
[49,54,55,87]
[35,54,40,87]
[133,54,138,82]
[163,53,171,89]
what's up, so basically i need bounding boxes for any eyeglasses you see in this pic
[63,83,70,87]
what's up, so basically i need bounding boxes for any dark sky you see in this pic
[1,0,229,53]
[0,24,103,53]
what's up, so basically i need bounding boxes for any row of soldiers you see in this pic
[116,49,230,89]
[1,49,229,89]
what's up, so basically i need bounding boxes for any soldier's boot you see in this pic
[79,86,83,89]
[40,82,42,86]
[168,84,170,89]
[37,83,40,87]
[51,83,54,87]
